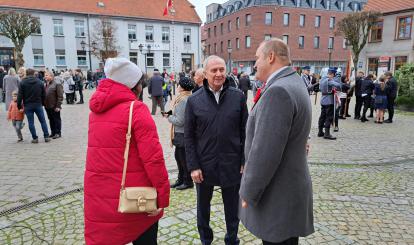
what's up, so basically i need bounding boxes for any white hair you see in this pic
[203,55,226,72]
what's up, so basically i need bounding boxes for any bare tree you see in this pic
[0,11,40,69]
[336,11,380,78]
[91,17,120,64]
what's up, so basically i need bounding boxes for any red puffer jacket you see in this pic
[84,79,170,245]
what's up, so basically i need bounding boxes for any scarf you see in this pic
[170,90,192,146]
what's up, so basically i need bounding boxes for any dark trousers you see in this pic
[132,222,158,245]
[66,93,75,104]
[340,97,351,116]
[354,96,363,118]
[318,104,334,129]
[334,106,340,127]
[25,105,49,140]
[196,183,240,245]
[45,108,62,136]
[174,146,192,184]
[345,96,351,116]
[78,88,84,103]
[263,237,299,245]
[151,96,165,115]
[362,95,372,119]
[242,90,248,100]
[387,96,395,121]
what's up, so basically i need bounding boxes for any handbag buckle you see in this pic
[137,196,147,212]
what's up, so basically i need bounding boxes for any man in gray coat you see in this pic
[239,38,314,245]
[148,69,165,115]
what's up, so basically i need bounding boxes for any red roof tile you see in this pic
[364,0,414,14]
[0,0,201,24]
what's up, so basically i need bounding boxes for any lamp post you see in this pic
[328,46,333,67]
[227,46,233,73]
[81,40,97,71]
[139,44,152,73]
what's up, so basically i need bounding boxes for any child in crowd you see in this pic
[7,91,25,142]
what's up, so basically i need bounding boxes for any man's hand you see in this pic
[241,199,248,208]
[55,108,61,112]
[191,169,204,184]
[240,165,245,174]
[147,208,163,217]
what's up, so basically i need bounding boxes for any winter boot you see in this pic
[317,128,324,137]
[323,128,336,140]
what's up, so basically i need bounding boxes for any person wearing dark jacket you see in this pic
[44,71,64,139]
[238,72,251,99]
[148,70,165,115]
[360,74,375,122]
[192,68,205,93]
[354,71,364,119]
[384,71,398,123]
[185,55,248,245]
[73,69,84,104]
[17,68,50,143]
[0,66,5,103]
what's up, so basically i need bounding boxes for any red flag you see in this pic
[163,0,173,16]
[168,0,173,7]
[163,7,168,16]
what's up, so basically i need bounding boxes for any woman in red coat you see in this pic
[84,58,170,245]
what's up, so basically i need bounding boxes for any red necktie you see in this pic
[253,82,266,104]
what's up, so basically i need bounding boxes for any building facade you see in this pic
[360,0,414,76]
[0,0,201,74]
[204,0,367,74]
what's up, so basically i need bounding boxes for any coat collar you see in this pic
[261,67,297,95]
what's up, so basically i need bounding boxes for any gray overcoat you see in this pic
[3,75,20,109]
[239,67,314,243]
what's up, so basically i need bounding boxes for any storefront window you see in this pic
[394,56,407,71]
[367,57,379,76]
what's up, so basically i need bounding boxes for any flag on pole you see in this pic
[163,0,173,16]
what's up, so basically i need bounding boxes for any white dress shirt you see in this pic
[209,85,224,104]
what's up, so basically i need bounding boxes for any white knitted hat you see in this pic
[104,57,143,88]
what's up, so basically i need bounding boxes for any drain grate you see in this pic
[0,188,83,217]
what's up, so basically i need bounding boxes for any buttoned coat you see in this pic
[239,67,314,243]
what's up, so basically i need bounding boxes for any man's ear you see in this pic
[268,51,276,64]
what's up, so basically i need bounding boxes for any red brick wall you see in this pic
[204,6,350,64]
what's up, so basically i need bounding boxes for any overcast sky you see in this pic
[189,0,227,24]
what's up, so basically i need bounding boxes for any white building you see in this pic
[0,0,202,74]
[360,0,414,76]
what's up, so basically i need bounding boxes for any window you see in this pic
[128,24,136,40]
[353,2,360,12]
[394,56,407,71]
[265,12,272,25]
[246,14,252,26]
[283,13,289,26]
[315,16,321,27]
[280,0,285,5]
[282,35,289,44]
[228,40,231,47]
[184,28,191,43]
[236,38,240,49]
[300,15,305,27]
[311,0,316,8]
[130,52,138,65]
[299,36,304,48]
[146,53,154,67]
[339,1,345,11]
[214,26,217,36]
[328,37,334,49]
[214,43,217,53]
[208,28,211,38]
[396,16,412,40]
[221,23,224,34]
[221,41,224,52]
[32,18,41,34]
[326,0,331,10]
[265,34,272,40]
[53,19,64,36]
[145,25,154,41]
[370,21,383,42]
[74,20,85,37]
[55,49,66,66]
[368,57,379,75]
[77,50,87,66]
[343,39,348,49]
[162,27,170,42]
[245,36,251,48]
[296,0,301,7]
[228,20,232,32]
[236,17,240,29]
[33,49,44,66]
[313,36,320,48]
[208,45,211,55]
[163,53,170,67]
[329,17,335,29]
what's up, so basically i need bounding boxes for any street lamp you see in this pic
[81,40,97,71]
[328,46,333,67]
[227,46,233,73]
[138,44,152,73]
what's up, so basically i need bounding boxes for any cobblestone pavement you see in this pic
[0,89,413,244]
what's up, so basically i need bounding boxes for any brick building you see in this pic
[204,0,367,74]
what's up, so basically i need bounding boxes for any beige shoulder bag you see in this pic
[118,101,158,213]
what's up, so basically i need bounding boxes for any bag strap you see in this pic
[121,101,135,190]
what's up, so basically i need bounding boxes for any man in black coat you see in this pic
[17,68,50,143]
[238,72,251,99]
[384,71,398,123]
[360,74,375,122]
[148,70,165,115]
[185,55,248,245]
[354,71,364,119]
[0,66,5,103]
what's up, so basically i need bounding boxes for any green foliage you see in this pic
[395,63,414,98]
